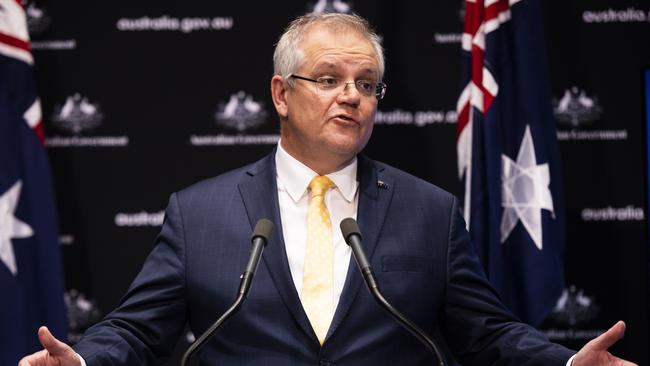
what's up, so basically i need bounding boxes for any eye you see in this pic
[357,80,375,93]
[316,77,340,89]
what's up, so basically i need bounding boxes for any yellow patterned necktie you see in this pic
[301,175,335,344]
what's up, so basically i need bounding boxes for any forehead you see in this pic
[298,25,378,73]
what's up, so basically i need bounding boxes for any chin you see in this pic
[320,130,368,155]
[326,141,362,157]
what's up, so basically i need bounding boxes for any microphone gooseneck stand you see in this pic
[340,218,446,366]
[180,218,273,366]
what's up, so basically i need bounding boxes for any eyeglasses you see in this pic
[288,74,387,100]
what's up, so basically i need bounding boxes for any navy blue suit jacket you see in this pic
[74,152,574,365]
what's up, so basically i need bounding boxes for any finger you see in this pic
[18,349,49,366]
[616,358,638,366]
[37,326,69,357]
[587,321,626,351]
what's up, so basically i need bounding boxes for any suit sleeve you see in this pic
[441,197,574,365]
[73,193,187,365]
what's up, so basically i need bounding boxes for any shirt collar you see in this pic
[275,141,358,203]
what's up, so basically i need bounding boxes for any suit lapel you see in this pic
[237,151,319,343]
[326,155,394,341]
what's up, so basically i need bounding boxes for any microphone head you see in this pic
[252,218,273,245]
[340,217,362,243]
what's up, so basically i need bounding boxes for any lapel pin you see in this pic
[377,180,389,190]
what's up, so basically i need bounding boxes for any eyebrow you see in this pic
[311,62,378,78]
[311,61,338,73]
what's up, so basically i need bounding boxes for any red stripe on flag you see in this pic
[0,32,31,52]
[484,91,495,113]
[33,122,45,144]
[457,102,470,137]
[485,0,510,22]
[464,1,484,38]
[471,46,484,93]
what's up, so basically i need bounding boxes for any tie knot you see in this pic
[309,175,334,197]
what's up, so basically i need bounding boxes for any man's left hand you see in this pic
[572,321,637,366]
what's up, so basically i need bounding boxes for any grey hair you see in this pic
[273,13,385,86]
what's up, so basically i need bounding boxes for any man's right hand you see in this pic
[18,326,81,366]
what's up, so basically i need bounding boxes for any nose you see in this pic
[336,82,361,106]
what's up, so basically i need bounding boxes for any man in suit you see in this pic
[21,12,635,366]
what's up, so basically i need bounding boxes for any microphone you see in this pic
[181,218,273,366]
[340,218,446,366]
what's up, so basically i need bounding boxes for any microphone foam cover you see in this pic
[340,217,362,241]
[252,218,274,242]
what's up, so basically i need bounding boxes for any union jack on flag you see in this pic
[456,0,566,326]
[0,0,44,140]
[0,0,67,363]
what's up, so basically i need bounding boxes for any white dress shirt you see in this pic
[275,142,357,312]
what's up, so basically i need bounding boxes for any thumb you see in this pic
[586,321,626,351]
[38,326,73,357]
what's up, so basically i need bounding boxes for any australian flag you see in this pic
[0,0,67,363]
[456,0,565,326]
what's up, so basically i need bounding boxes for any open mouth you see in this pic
[334,115,357,123]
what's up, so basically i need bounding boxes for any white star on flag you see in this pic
[0,180,34,275]
[500,125,554,250]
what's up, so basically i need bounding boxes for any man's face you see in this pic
[273,25,379,173]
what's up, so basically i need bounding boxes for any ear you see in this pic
[271,75,289,119]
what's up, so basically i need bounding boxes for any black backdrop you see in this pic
[26,0,650,363]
